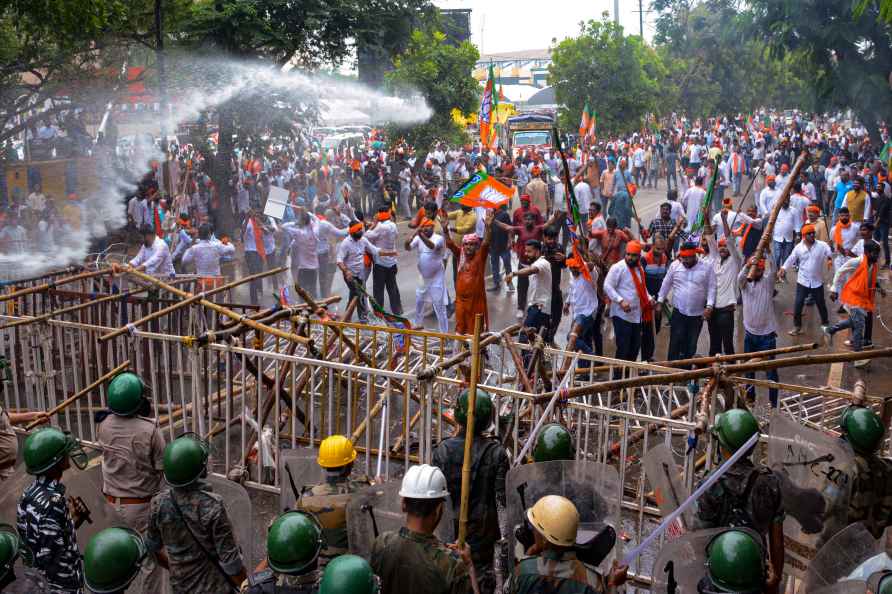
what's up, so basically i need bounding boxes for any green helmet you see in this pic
[162,434,208,487]
[878,574,892,594]
[106,372,145,416]
[83,527,146,593]
[0,354,10,383]
[23,427,87,475]
[320,554,379,594]
[712,409,759,453]
[533,424,575,462]
[705,529,764,592]
[841,406,885,455]
[0,524,20,582]
[266,511,323,574]
[454,389,493,433]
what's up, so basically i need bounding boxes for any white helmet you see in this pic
[398,464,449,499]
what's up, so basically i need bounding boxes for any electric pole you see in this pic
[614,0,620,25]
[639,0,644,37]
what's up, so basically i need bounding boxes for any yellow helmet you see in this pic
[318,435,357,469]
[526,495,579,547]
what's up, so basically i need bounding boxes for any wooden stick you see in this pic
[725,376,885,403]
[458,314,483,548]
[0,268,113,303]
[415,324,521,380]
[0,287,147,330]
[122,268,310,345]
[749,154,807,279]
[27,360,130,429]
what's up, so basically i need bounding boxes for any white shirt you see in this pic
[567,272,599,318]
[771,206,797,242]
[789,193,811,233]
[709,239,742,308]
[738,261,777,336]
[314,217,348,254]
[604,261,648,323]
[282,221,320,270]
[364,220,398,267]
[336,235,379,276]
[758,186,780,217]
[574,181,593,213]
[682,186,706,231]
[527,257,553,309]
[667,200,686,222]
[130,236,175,276]
[181,239,235,276]
[244,218,276,254]
[711,210,755,239]
[783,240,832,289]
[409,233,446,284]
[658,259,717,316]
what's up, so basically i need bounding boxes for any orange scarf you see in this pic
[841,257,878,311]
[833,219,851,250]
[251,217,267,263]
[628,263,653,322]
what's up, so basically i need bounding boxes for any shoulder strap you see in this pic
[168,491,239,594]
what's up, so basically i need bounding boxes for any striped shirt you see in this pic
[738,261,777,336]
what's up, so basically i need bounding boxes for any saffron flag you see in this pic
[450,170,513,209]
[579,102,591,137]
[479,64,495,148]
[587,107,597,141]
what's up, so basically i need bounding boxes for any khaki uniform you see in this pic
[510,550,607,594]
[296,474,369,566]
[370,528,472,594]
[849,453,892,539]
[241,568,321,594]
[0,406,17,480]
[98,414,166,594]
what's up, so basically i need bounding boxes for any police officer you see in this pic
[532,423,575,462]
[868,570,892,594]
[698,529,766,594]
[0,522,48,593]
[242,510,323,593]
[0,354,47,480]
[297,435,369,567]
[319,555,379,594]
[370,464,477,594]
[432,389,508,594]
[145,434,246,594]
[83,527,147,594]
[694,408,783,593]
[16,426,91,593]
[840,406,892,539]
[97,371,166,592]
[510,495,627,594]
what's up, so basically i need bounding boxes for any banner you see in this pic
[450,171,513,208]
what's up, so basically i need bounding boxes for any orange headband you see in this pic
[807,205,821,214]
[376,211,391,221]
[349,222,364,234]
[626,241,642,255]
[801,224,816,235]
[419,218,435,228]
[678,248,698,258]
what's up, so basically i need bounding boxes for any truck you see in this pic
[502,112,556,156]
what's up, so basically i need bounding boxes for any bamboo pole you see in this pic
[27,360,130,429]
[0,268,113,303]
[122,268,310,345]
[725,376,885,403]
[99,267,287,342]
[749,154,807,279]
[458,314,483,548]
[0,265,83,287]
[606,402,691,462]
[501,336,534,393]
[536,347,892,403]
[415,324,521,380]
[728,164,763,230]
[0,287,148,330]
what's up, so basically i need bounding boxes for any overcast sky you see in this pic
[434,0,656,55]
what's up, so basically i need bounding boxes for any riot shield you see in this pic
[279,449,325,512]
[813,583,868,594]
[206,475,255,572]
[651,527,761,594]
[0,464,125,547]
[802,522,881,590]
[767,411,855,577]
[642,443,693,533]
[345,481,455,559]
[505,460,621,572]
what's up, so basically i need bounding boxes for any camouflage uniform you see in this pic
[241,568,321,594]
[16,475,83,594]
[0,406,17,480]
[694,457,784,536]
[509,550,608,594]
[848,453,892,539]
[370,527,473,594]
[4,567,49,593]
[145,479,245,594]
[432,434,508,593]
[296,474,369,566]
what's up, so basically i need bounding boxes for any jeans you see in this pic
[641,319,656,362]
[593,302,605,356]
[732,174,742,195]
[828,307,868,351]
[793,284,829,328]
[489,248,512,287]
[875,222,890,264]
[294,267,318,299]
[244,250,265,304]
[347,276,369,322]
[713,185,726,210]
[548,289,563,343]
[318,251,334,298]
[517,273,529,312]
[744,331,780,406]
[612,316,642,362]
[666,154,678,191]
[372,263,402,314]
[667,311,703,362]
[570,313,595,361]
[520,305,551,367]
[707,306,735,355]
[772,240,793,271]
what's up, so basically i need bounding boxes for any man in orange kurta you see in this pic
[441,209,493,335]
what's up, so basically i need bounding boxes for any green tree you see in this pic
[385,29,479,151]
[549,19,665,135]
